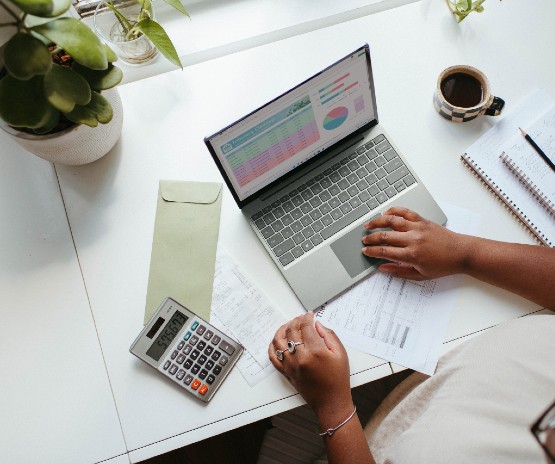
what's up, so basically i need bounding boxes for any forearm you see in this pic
[316,401,375,464]
[459,235,555,309]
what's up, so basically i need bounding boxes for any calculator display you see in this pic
[146,311,188,361]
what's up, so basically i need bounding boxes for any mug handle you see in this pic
[484,96,505,116]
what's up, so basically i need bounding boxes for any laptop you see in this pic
[205,44,447,310]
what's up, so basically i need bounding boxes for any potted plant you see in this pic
[446,0,486,22]
[0,0,124,164]
[94,0,189,68]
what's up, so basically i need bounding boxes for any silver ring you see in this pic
[287,340,304,354]
[275,349,287,361]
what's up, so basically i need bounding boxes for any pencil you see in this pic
[519,127,555,172]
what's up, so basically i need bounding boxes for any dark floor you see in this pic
[143,369,412,464]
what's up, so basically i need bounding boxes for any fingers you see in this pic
[383,207,424,222]
[268,343,284,372]
[315,320,345,354]
[362,229,408,246]
[361,243,408,263]
[269,313,317,367]
[363,207,424,232]
[377,262,425,280]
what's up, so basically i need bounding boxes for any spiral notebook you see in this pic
[461,90,555,247]
[500,152,555,217]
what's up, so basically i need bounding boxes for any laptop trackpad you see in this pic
[330,217,387,279]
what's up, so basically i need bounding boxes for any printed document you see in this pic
[210,250,287,386]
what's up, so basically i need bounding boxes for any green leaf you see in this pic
[73,62,123,91]
[87,91,113,124]
[63,91,113,127]
[33,109,60,134]
[4,33,52,80]
[64,104,98,127]
[33,18,108,70]
[0,75,53,128]
[44,63,91,112]
[137,18,182,69]
[9,0,70,17]
[104,44,118,63]
[160,0,189,17]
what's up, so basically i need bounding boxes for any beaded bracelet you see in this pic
[318,406,357,437]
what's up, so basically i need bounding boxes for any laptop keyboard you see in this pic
[251,134,416,267]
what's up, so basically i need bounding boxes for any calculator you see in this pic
[130,297,244,403]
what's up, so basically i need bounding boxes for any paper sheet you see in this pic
[316,203,479,375]
[210,250,287,386]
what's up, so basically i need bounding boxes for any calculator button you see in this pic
[197,325,206,336]
[219,356,228,366]
[171,350,179,360]
[191,379,201,390]
[184,359,193,369]
[184,374,193,385]
[190,335,199,346]
[219,340,236,356]
[191,321,199,331]
[204,346,214,356]
[183,331,191,341]
[176,369,185,380]
[205,360,214,370]
[169,364,178,375]
[163,361,171,370]
[213,365,222,375]
[182,344,192,355]
[199,369,208,380]
[190,350,200,360]
[197,341,206,351]
[211,351,221,361]
[191,364,201,375]
[198,384,209,395]
[176,354,185,365]
[204,330,213,341]
[211,335,221,345]
[206,374,216,385]
[177,341,185,350]
[198,355,207,365]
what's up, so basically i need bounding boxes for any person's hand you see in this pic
[268,312,354,420]
[361,207,472,280]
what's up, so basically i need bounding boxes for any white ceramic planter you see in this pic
[0,88,123,165]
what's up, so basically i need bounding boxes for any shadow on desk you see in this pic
[143,370,412,464]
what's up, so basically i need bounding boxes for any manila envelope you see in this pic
[144,180,222,324]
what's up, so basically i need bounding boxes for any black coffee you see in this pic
[440,72,483,108]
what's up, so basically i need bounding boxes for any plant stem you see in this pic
[0,0,20,22]
[0,21,17,28]
[105,1,134,33]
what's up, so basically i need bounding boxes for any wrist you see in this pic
[314,398,355,431]
[454,233,478,275]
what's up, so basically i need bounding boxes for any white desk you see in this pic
[0,138,128,461]
[2,0,554,462]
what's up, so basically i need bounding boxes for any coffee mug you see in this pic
[433,65,505,122]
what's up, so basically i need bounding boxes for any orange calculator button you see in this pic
[191,379,201,390]
[198,384,209,395]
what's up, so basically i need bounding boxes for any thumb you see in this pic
[315,320,344,352]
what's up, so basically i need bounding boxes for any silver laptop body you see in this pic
[205,44,446,310]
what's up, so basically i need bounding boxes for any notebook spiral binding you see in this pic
[461,155,553,247]
[500,152,555,217]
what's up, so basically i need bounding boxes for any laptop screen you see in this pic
[205,44,378,206]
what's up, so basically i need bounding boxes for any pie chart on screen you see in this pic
[323,106,348,130]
